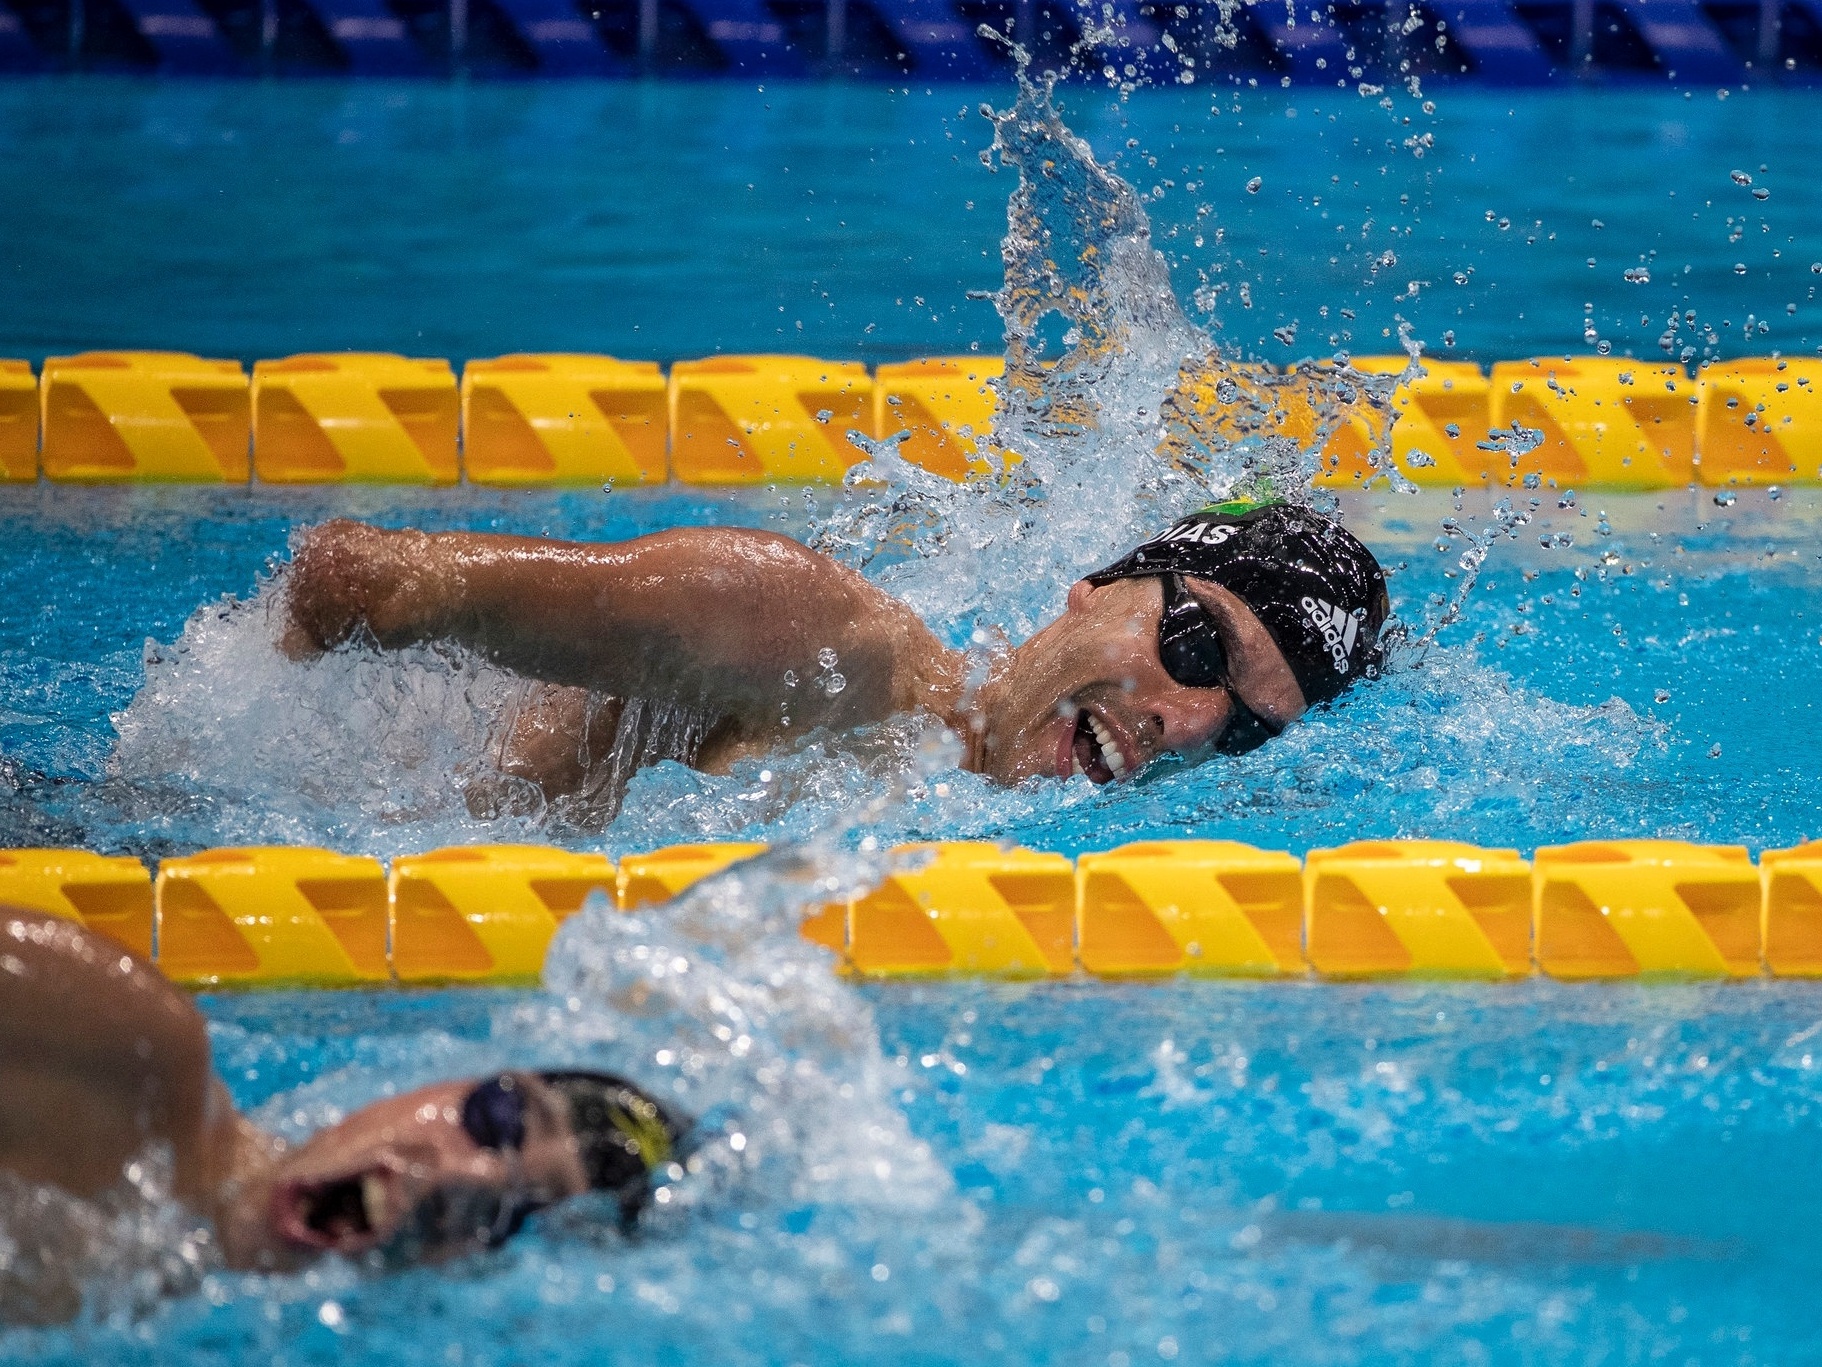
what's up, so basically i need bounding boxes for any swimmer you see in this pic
[281,500,1387,799]
[0,908,685,1309]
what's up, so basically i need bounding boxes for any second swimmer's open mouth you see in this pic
[278,1170,393,1250]
[1071,708,1128,785]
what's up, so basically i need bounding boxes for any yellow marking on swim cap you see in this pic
[605,1098,673,1173]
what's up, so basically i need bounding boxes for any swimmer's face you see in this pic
[975,575,1306,784]
[251,1074,588,1265]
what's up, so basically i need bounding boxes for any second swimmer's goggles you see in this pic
[1156,573,1283,756]
[446,1071,686,1247]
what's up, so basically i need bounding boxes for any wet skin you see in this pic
[282,521,1306,791]
[0,911,597,1294]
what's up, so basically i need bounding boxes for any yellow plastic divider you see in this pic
[253,353,458,484]
[615,840,848,951]
[391,845,616,984]
[14,350,1822,488]
[1487,358,1694,488]
[617,842,769,908]
[1318,357,1493,488]
[27,837,1822,986]
[0,849,153,958]
[873,357,1003,480]
[1694,358,1822,487]
[1533,841,1761,979]
[669,354,872,484]
[463,354,667,486]
[1305,840,1533,978]
[41,351,249,482]
[1165,357,1312,453]
[0,360,36,481]
[1760,844,1822,977]
[1076,839,1303,976]
[156,846,390,988]
[846,842,1075,977]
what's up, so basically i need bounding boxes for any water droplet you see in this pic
[1753,187,1771,201]
[783,669,798,686]
[1734,263,1748,275]
[814,409,834,423]
[1245,176,1262,193]
[1713,490,1737,506]
[1655,688,1671,704]
[1730,169,1752,186]
[817,647,839,669]
[1623,266,1650,284]
[1709,743,1723,758]
[823,672,846,696]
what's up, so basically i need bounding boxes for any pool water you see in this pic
[3,480,1821,859]
[6,66,1822,1366]
[10,965,1822,1364]
[0,77,1819,367]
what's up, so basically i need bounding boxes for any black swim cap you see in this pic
[1085,502,1389,707]
[540,1071,690,1225]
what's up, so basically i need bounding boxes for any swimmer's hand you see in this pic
[279,520,450,660]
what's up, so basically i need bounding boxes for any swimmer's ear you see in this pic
[1065,580,1096,611]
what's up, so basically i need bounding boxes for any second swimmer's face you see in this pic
[976,576,1307,785]
[256,1073,588,1265]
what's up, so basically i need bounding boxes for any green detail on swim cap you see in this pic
[1197,498,1279,518]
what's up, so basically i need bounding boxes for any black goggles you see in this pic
[463,1073,532,1152]
[412,1073,546,1249]
[1156,574,1284,757]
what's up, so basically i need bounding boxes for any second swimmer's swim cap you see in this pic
[1084,502,1390,707]
[539,1071,690,1227]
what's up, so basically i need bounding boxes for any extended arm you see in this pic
[0,911,246,1203]
[281,521,962,740]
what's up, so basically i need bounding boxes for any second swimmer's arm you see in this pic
[281,521,961,736]
[0,911,252,1205]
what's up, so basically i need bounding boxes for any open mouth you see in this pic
[276,1170,393,1251]
[1070,707,1129,784]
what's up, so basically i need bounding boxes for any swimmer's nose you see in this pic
[1147,686,1235,754]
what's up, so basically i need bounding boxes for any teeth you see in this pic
[1071,755,1085,777]
[1085,714,1128,778]
[361,1174,387,1231]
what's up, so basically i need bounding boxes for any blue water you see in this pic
[8,71,1822,1364]
[0,78,1819,365]
[3,482,1820,858]
[8,976,1822,1363]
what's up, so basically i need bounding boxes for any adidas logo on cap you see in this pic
[1301,595,1360,673]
